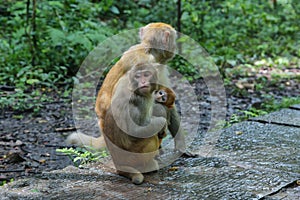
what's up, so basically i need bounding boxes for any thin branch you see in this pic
[177,0,182,54]
[31,0,37,65]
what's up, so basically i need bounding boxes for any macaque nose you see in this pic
[141,76,147,84]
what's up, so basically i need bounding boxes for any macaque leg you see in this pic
[158,138,163,148]
[168,107,197,157]
[143,159,159,173]
[158,130,167,148]
[168,107,186,152]
[117,166,144,185]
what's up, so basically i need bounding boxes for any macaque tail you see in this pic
[66,132,106,150]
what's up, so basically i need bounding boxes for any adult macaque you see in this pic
[96,22,177,130]
[104,63,166,184]
[67,22,193,157]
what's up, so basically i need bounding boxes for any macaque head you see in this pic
[139,22,177,62]
[155,90,167,103]
[154,87,176,108]
[129,63,158,96]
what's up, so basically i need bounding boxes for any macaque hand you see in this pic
[151,116,167,132]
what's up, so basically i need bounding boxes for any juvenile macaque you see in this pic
[67,22,193,157]
[154,87,176,145]
[103,63,166,184]
[155,87,176,109]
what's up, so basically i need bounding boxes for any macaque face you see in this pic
[155,90,167,103]
[139,23,177,62]
[131,69,157,95]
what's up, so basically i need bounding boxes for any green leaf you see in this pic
[110,6,120,14]
[48,1,64,9]
[48,28,66,44]
[74,157,83,163]
[26,79,40,85]
[177,35,189,43]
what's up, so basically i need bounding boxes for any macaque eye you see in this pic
[161,96,166,102]
[143,71,152,77]
[159,90,164,95]
[135,73,141,79]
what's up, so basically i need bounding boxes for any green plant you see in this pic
[224,113,243,127]
[1,0,299,113]
[169,55,201,81]
[229,114,240,124]
[180,0,300,69]
[226,96,300,127]
[31,189,39,193]
[56,147,108,167]
[242,108,268,118]
[0,178,14,187]
[0,88,58,114]
[262,96,300,112]
[0,0,117,112]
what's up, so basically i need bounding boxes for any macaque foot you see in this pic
[117,167,144,185]
[131,173,144,185]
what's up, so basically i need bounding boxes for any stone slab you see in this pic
[252,108,300,127]
[290,104,300,110]
[1,122,299,199]
[192,121,300,198]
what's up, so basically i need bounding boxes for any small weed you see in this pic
[225,113,245,128]
[242,108,268,118]
[0,178,14,187]
[56,147,108,167]
[31,189,40,193]
[226,97,300,127]
[262,97,300,113]
[12,115,24,119]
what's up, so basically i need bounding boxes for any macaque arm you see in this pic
[129,116,166,138]
[111,102,166,138]
[117,108,166,138]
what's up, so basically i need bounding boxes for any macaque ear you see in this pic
[163,31,170,46]
[139,27,144,40]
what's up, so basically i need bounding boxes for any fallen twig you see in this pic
[55,127,76,132]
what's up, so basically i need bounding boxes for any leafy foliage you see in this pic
[0,0,117,111]
[180,0,300,66]
[261,96,300,113]
[0,0,299,114]
[0,178,14,187]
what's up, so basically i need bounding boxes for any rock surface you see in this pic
[1,105,300,199]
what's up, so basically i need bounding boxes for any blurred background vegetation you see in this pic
[0,0,299,114]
